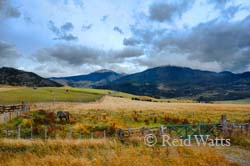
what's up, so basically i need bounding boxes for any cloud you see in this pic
[221,5,242,19]
[81,24,92,31]
[131,15,250,72]
[47,20,78,41]
[123,38,141,46]
[207,0,231,8]
[52,0,84,8]
[148,0,194,22]
[113,26,124,34]
[23,16,33,24]
[0,0,21,19]
[100,15,109,22]
[34,44,102,66]
[34,44,143,66]
[61,22,74,32]
[182,16,250,71]
[54,34,78,41]
[32,44,143,76]
[0,40,21,67]
[111,47,143,61]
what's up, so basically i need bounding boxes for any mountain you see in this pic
[97,66,250,101]
[50,69,124,87]
[0,67,62,87]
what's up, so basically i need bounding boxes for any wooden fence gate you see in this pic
[0,103,30,124]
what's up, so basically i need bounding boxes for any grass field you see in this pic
[32,96,250,127]
[0,86,143,104]
[0,139,232,166]
[0,87,250,165]
[0,87,106,104]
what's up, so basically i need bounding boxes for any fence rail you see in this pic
[117,115,250,140]
[0,103,30,124]
[0,113,249,140]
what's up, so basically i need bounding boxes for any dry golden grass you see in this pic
[0,86,20,92]
[32,96,250,124]
[0,138,230,166]
[1,96,249,166]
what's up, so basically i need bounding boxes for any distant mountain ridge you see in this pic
[97,66,250,101]
[50,69,124,87]
[1,65,250,101]
[0,67,62,87]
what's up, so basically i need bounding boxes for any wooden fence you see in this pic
[0,103,30,124]
[0,114,249,140]
[117,115,250,139]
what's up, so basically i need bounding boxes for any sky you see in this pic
[0,0,249,77]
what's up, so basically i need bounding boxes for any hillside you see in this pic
[0,67,62,87]
[98,66,250,101]
[50,69,124,87]
[0,87,107,104]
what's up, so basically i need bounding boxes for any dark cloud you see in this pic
[114,47,143,59]
[207,0,231,8]
[100,15,109,22]
[61,22,74,32]
[123,38,141,46]
[182,16,250,71]
[34,45,102,66]
[149,0,194,22]
[0,0,21,19]
[81,24,92,31]
[48,20,60,35]
[132,15,250,72]
[54,34,78,41]
[0,40,21,67]
[33,45,143,67]
[47,20,78,41]
[123,27,167,47]
[23,16,33,24]
[113,26,124,34]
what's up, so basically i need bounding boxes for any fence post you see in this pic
[31,126,33,139]
[18,125,21,139]
[103,130,106,139]
[185,126,188,138]
[44,126,48,139]
[6,129,8,138]
[220,114,227,134]
[16,110,18,118]
[160,125,166,135]
[79,131,82,139]
[3,112,5,122]
[9,112,11,121]
[91,132,94,139]
[68,127,72,139]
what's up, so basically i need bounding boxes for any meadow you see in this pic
[0,138,233,166]
[0,86,141,104]
[0,86,250,165]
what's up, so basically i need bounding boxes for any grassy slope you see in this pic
[0,86,143,104]
[0,87,107,104]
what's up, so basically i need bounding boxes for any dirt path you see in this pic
[216,146,250,166]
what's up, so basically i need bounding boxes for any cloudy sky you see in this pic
[0,0,249,77]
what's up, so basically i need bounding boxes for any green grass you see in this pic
[0,87,108,104]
